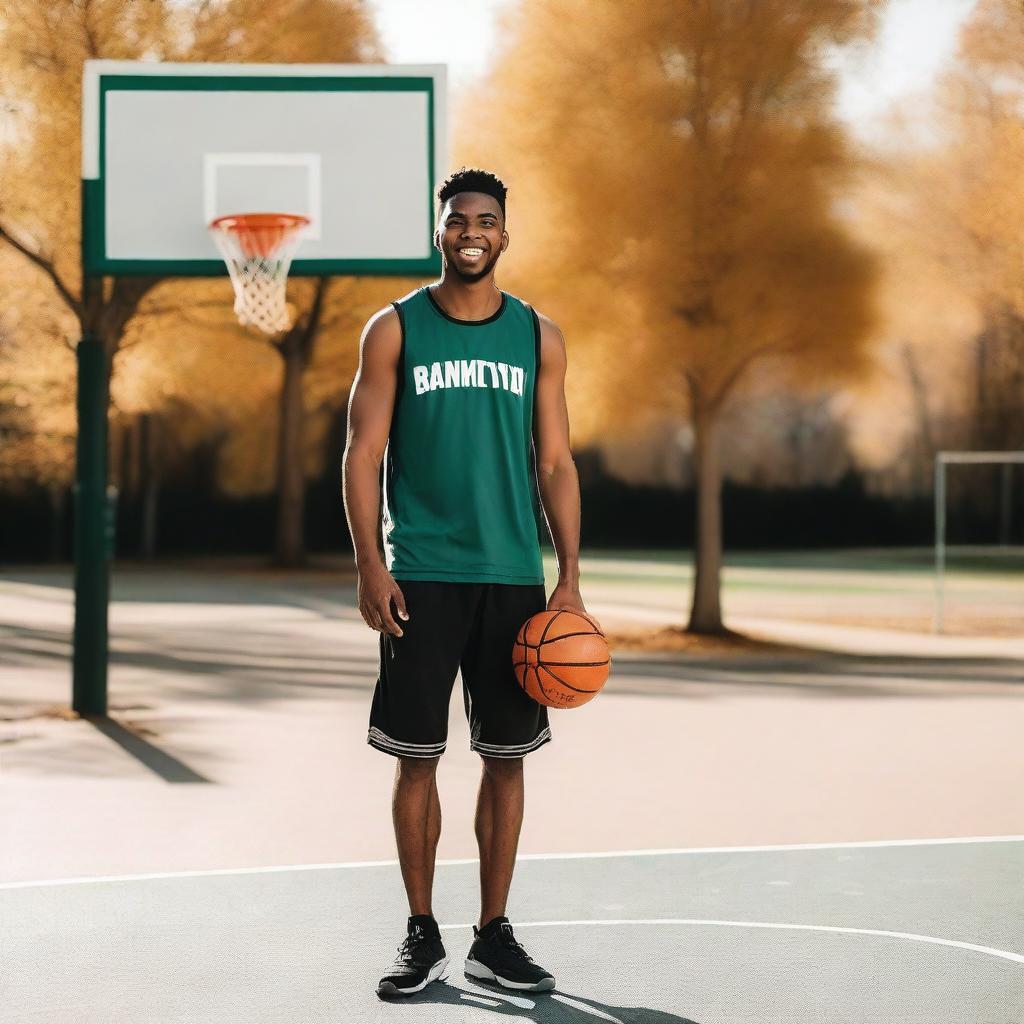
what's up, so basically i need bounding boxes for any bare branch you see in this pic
[708,338,802,411]
[0,221,82,320]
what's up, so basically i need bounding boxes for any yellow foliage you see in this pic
[841,0,1024,471]
[0,0,384,493]
[454,0,882,446]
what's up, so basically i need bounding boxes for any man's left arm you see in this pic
[533,314,588,615]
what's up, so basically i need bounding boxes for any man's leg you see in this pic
[474,754,524,927]
[392,754,442,916]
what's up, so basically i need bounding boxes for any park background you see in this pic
[1,0,1022,886]
[3,9,1023,1023]
[1,0,1021,637]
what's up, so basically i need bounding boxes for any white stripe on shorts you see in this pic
[471,727,552,757]
[367,726,447,756]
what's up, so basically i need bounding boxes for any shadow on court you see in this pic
[80,714,210,783]
[5,618,1022,701]
[383,978,699,1022]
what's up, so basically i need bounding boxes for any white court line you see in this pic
[441,919,1024,966]
[1,834,1021,890]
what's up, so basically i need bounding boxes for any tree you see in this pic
[0,0,384,564]
[842,0,1024,492]
[121,273,411,564]
[945,0,1024,450]
[0,312,77,559]
[456,0,881,632]
[270,277,392,567]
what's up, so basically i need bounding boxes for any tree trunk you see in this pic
[687,403,725,634]
[274,338,307,567]
[140,413,160,561]
[271,278,327,568]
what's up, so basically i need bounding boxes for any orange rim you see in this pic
[210,213,310,232]
[210,212,311,259]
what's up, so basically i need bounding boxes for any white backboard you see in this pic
[82,61,447,276]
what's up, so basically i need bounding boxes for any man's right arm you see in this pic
[342,306,408,637]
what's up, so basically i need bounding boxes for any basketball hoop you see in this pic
[209,213,310,335]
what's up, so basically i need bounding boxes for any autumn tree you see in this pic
[0,0,383,565]
[842,151,982,494]
[0,309,78,559]
[456,0,881,633]
[145,274,407,565]
[2,2,175,380]
[942,0,1024,451]
[843,0,1024,499]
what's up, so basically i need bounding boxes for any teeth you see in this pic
[459,248,483,256]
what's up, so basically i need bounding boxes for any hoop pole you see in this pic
[72,326,110,715]
[933,455,946,635]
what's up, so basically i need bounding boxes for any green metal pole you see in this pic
[72,333,109,715]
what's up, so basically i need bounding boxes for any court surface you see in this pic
[2,551,1021,1021]
[3,837,1022,1022]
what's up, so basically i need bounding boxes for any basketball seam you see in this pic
[534,659,610,667]
[536,662,602,694]
[513,660,526,692]
[570,610,605,635]
[538,609,564,646]
[532,663,557,704]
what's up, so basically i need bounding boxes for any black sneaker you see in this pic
[376,916,448,998]
[464,916,556,992]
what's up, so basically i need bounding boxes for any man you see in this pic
[342,166,588,999]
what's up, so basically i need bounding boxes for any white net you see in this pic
[209,215,308,335]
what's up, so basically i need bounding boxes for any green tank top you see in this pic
[382,284,546,584]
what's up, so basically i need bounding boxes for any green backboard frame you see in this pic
[81,60,446,277]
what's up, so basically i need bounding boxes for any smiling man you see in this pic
[342,166,588,998]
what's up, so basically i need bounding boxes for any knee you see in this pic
[480,753,524,778]
[396,754,440,782]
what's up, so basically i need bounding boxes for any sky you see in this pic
[829,0,978,132]
[368,0,979,135]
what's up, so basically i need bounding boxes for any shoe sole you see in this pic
[376,956,448,998]
[464,957,556,991]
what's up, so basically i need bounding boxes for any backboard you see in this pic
[81,60,446,277]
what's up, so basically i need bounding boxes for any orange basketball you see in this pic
[512,608,611,708]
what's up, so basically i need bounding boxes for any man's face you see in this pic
[435,192,507,282]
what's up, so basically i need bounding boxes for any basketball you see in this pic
[512,609,611,708]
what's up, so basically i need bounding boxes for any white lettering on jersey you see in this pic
[411,359,527,398]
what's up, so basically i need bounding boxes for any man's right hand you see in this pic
[357,563,409,637]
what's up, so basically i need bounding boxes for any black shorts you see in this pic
[367,580,552,759]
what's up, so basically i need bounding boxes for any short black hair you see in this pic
[436,166,507,220]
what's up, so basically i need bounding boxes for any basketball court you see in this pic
[2,552,1022,1021]
[2,53,1020,1023]
[3,838,1022,1022]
